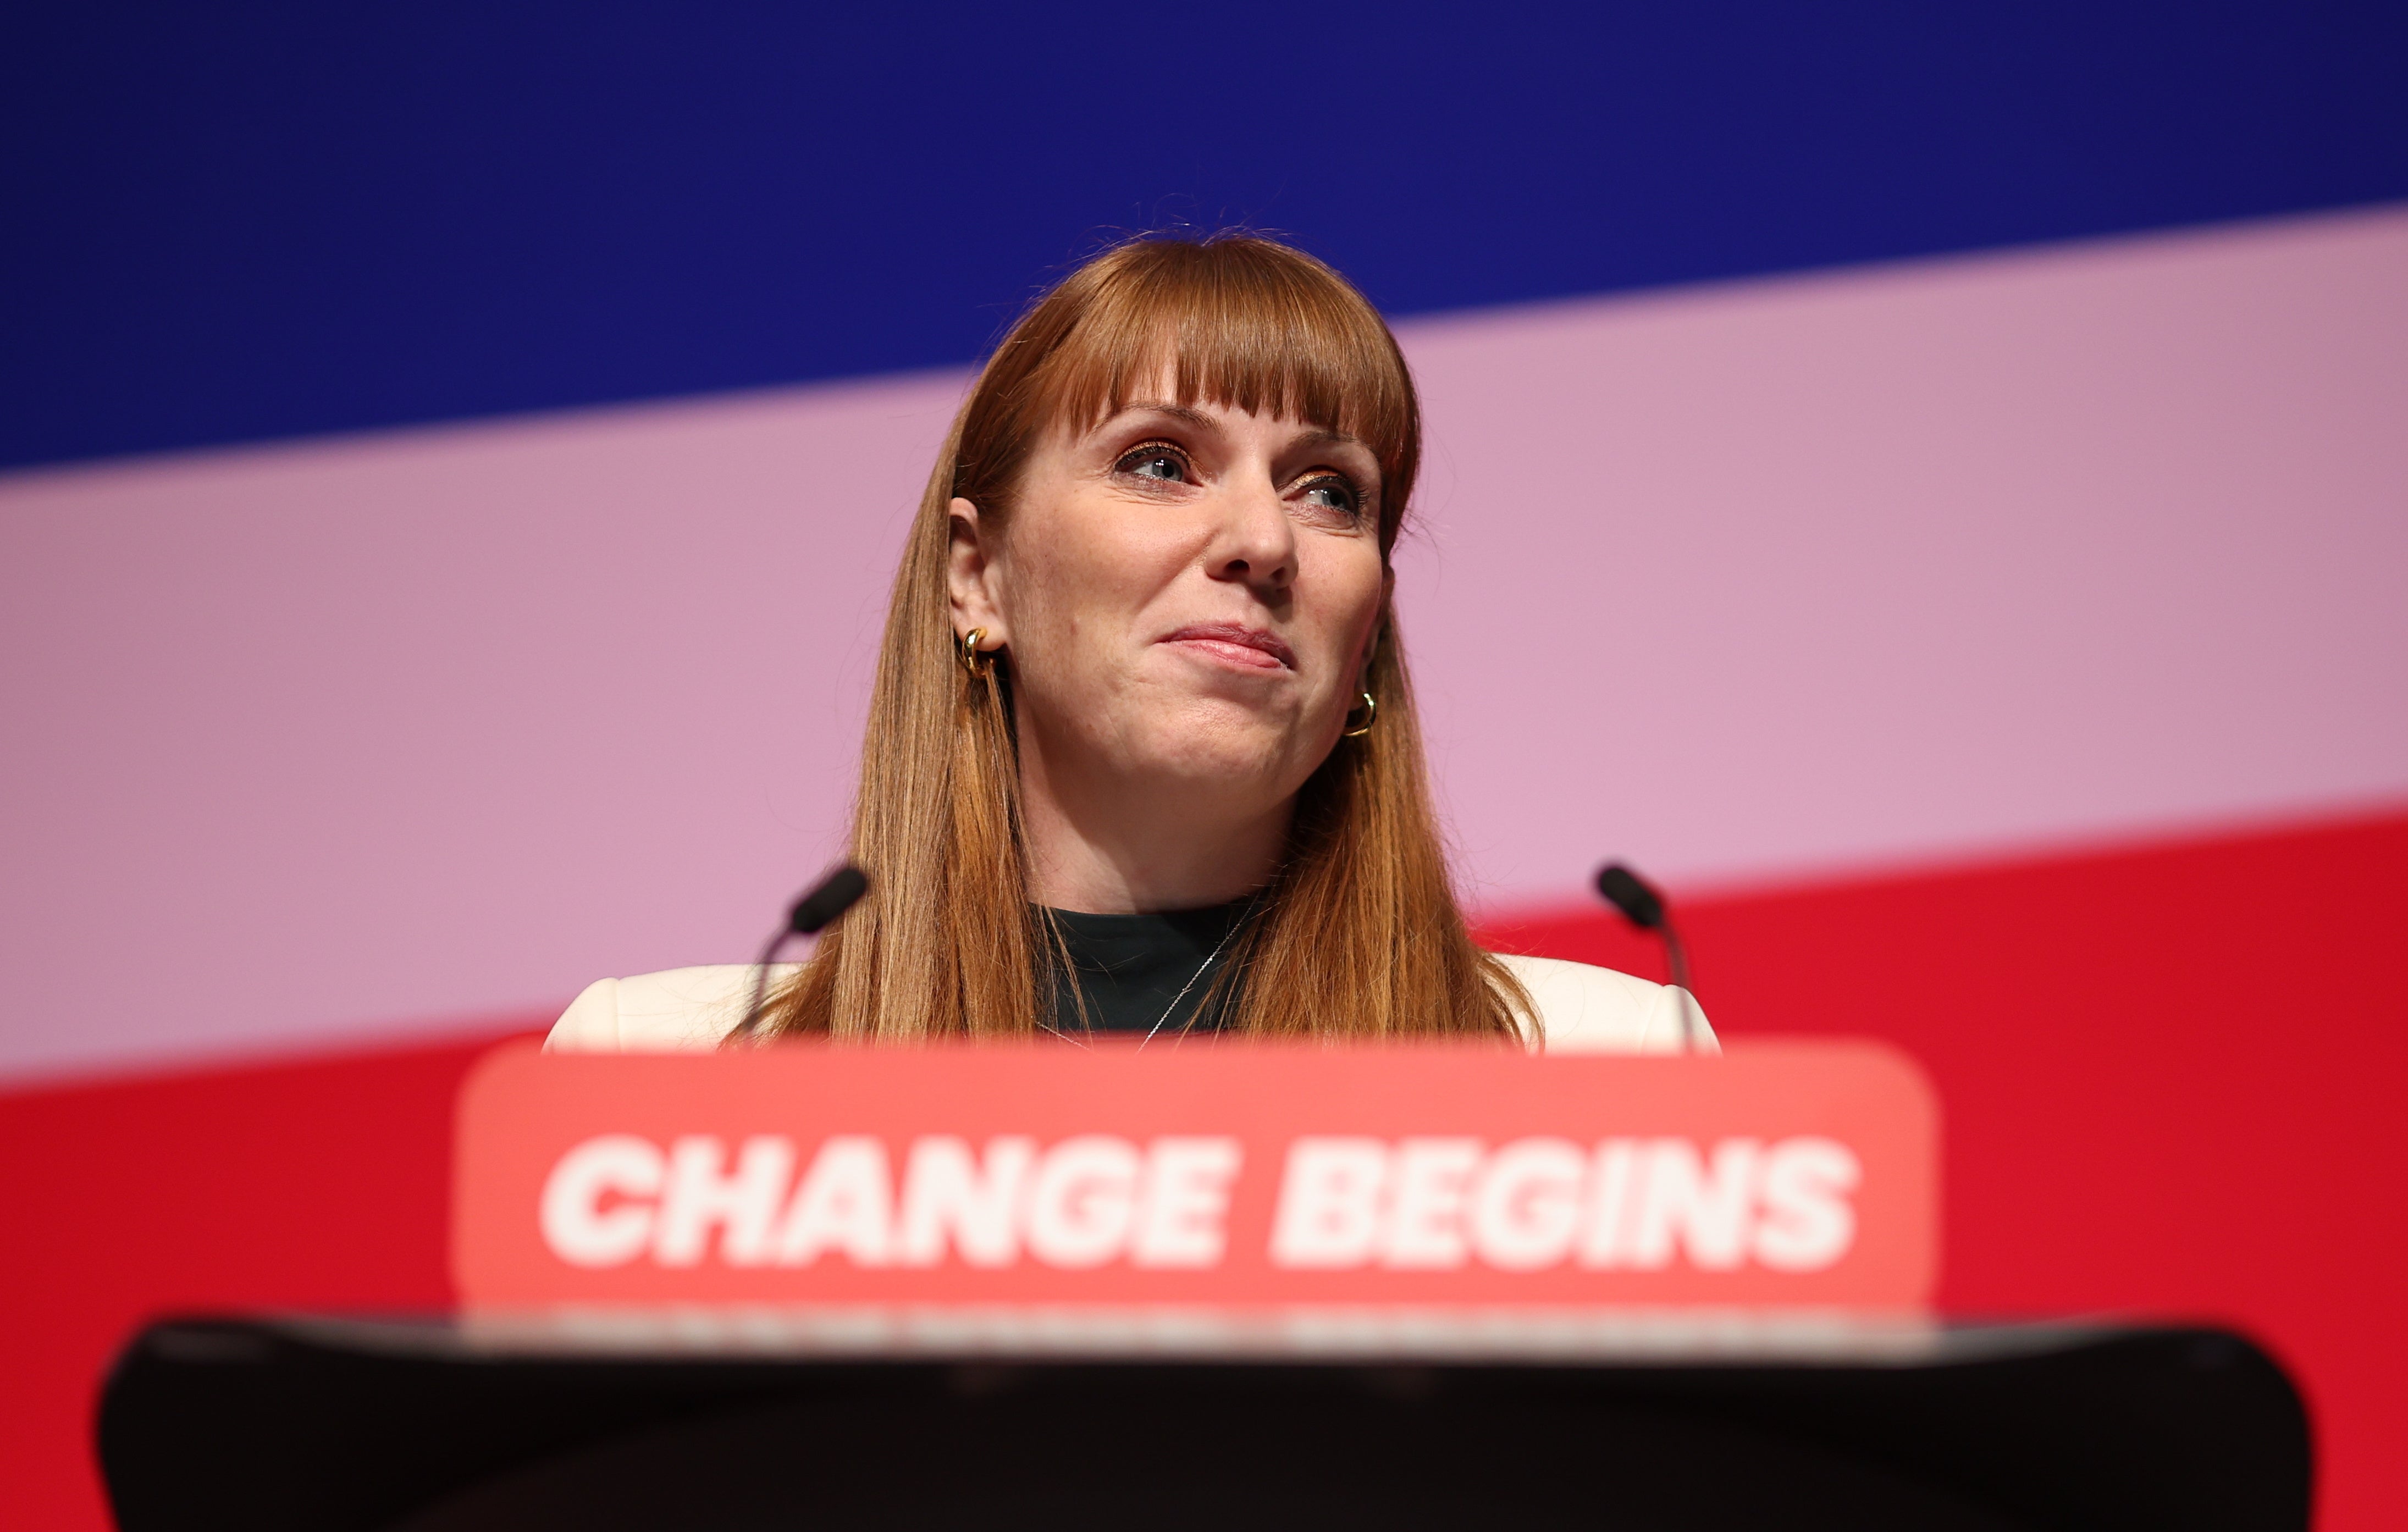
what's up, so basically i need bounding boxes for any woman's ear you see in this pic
[947,497,1008,645]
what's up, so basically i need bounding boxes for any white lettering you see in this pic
[1467,1137,1586,1270]
[653,1135,796,1266]
[539,1134,665,1268]
[1269,1137,1389,1268]
[894,1136,1036,1268]
[773,1135,893,1267]
[1024,1135,1141,1268]
[1576,1137,1642,1269]
[1132,1137,1243,1268]
[540,1129,1856,1281]
[1382,1137,1483,1269]
[1627,1138,1760,1271]
[1754,1136,1861,1271]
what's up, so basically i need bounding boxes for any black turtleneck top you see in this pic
[1042,898,1255,1038]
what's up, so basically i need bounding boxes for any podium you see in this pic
[100,1312,2307,1530]
[96,1039,2312,1528]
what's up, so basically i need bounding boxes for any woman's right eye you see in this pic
[1115,443,1191,484]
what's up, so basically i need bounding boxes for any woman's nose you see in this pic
[1206,478,1297,593]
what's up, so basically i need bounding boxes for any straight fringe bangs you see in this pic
[749,232,1531,1044]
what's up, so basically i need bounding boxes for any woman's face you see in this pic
[949,384,1390,817]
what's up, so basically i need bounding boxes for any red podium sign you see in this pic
[452,1039,1937,1313]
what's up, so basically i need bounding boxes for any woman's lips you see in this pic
[1160,623,1295,671]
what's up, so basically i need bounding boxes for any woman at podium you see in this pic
[550,233,1712,1055]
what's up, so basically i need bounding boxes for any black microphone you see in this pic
[738,863,870,1037]
[1594,862,1701,1049]
[785,864,869,936]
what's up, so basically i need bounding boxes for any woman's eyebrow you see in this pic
[1106,401,1222,435]
[1290,425,1368,454]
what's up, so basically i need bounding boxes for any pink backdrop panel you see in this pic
[1396,204,2408,899]
[1,377,959,1077]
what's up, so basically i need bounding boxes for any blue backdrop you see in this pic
[5,1,2406,469]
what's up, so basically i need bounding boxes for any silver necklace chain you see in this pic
[1136,913,1248,1050]
[1033,895,1261,1048]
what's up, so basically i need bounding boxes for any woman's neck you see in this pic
[1016,736,1292,914]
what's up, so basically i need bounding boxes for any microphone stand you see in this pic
[1594,862,1700,1049]
[736,864,869,1038]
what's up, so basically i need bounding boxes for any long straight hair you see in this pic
[750,232,1532,1042]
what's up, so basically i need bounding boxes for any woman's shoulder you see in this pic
[543,954,1716,1054]
[1489,952,1719,1055]
[543,964,800,1052]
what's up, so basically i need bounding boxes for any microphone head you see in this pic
[1594,862,1666,931]
[787,864,870,934]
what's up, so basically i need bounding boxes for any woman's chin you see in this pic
[1125,721,1322,798]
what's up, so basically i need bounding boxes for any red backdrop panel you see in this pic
[2,808,2401,1529]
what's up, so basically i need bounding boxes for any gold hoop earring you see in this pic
[958,627,993,676]
[1342,690,1377,737]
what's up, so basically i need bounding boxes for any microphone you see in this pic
[1594,862,1701,1050]
[738,864,870,1037]
[785,864,870,936]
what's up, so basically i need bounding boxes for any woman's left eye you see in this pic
[1297,475,1361,516]
[1116,444,1191,484]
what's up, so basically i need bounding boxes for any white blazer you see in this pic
[544,954,1716,1055]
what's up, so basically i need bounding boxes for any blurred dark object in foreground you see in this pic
[100,1314,2307,1531]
